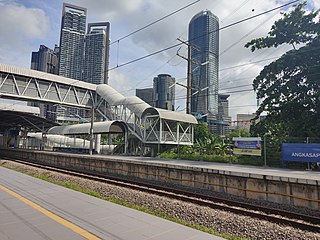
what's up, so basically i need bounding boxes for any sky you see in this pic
[0,0,319,121]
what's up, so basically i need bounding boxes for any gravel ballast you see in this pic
[1,160,319,240]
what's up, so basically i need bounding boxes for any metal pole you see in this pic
[89,105,94,155]
[307,137,310,170]
[264,134,267,167]
[186,44,192,114]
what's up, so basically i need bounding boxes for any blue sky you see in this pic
[0,0,319,120]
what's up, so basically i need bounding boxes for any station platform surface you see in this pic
[0,166,223,240]
[94,155,320,183]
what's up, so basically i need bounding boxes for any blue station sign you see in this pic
[282,143,320,163]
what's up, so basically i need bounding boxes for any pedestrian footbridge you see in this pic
[0,63,197,154]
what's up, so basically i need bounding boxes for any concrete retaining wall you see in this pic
[1,148,319,210]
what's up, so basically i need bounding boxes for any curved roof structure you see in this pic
[142,108,197,124]
[123,96,151,118]
[155,108,197,124]
[96,84,126,105]
[96,84,197,124]
[47,120,127,135]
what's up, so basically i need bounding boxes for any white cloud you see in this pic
[109,69,135,95]
[69,0,144,21]
[309,0,320,9]
[0,3,49,67]
[0,0,305,121]
[0,4,49,41]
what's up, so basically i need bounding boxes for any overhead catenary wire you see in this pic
[0,1,310,113]
[73,0,301,96]
[110,0,256,96]
[109,0,300,71]
[2,39,317,113]
[109,0,201,46]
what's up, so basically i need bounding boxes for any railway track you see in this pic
[3,158,320,233]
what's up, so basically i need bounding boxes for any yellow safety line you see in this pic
[0,184,100,240]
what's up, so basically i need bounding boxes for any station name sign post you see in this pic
[282,143,320,167]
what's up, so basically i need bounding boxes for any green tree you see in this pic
[194,122,211,142]
[226,127,251,138]
[245,2,320,138]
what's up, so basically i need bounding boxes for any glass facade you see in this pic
[188,10,219,117]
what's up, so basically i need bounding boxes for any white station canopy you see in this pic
[47,120,127,135]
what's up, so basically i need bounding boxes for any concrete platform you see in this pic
[0,167,223,240]
[1,148,319,210]
[105,155,320,183]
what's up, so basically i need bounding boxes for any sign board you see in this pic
[282,143,320,163]
[232,137,262,156]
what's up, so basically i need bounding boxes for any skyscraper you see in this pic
[58,3,87,80]
[188,10,219,132]
[153,74,175,111]
[84,22,110,84]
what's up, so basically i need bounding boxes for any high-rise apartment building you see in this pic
[30,45,59,121]
[58,3,87,80]
[188,10,219,133]
[31,45,59,74]
[136,88,154,106]
[84,22,110,84]
[153,74,175,111]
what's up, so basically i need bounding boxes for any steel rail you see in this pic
[3,157,320,233]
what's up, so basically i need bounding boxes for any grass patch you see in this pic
[0,163,248,240]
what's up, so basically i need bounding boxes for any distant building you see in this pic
[31,45,59,74]
[30,45,59,121]
[84,22,110,84]
[189,10,219,133]
[58,4,88,119]
[217,94,231,136]
[136,88,154,106]
[153,74,175,110]
[236,113,256,131]
[58,3,87,80]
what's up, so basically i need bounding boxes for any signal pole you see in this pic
[176,39,192,114]
[177,38,199,114]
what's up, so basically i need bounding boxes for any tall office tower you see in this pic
[30,45,59,121]
[188,10,219,132]
[31,45,59,74]
[153,74,175,111]
[136,88,154,106]
[58,3,87,80]
[83,22,110,84]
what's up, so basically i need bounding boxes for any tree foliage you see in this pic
[226,127,251,138]
[245,2,320,137]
